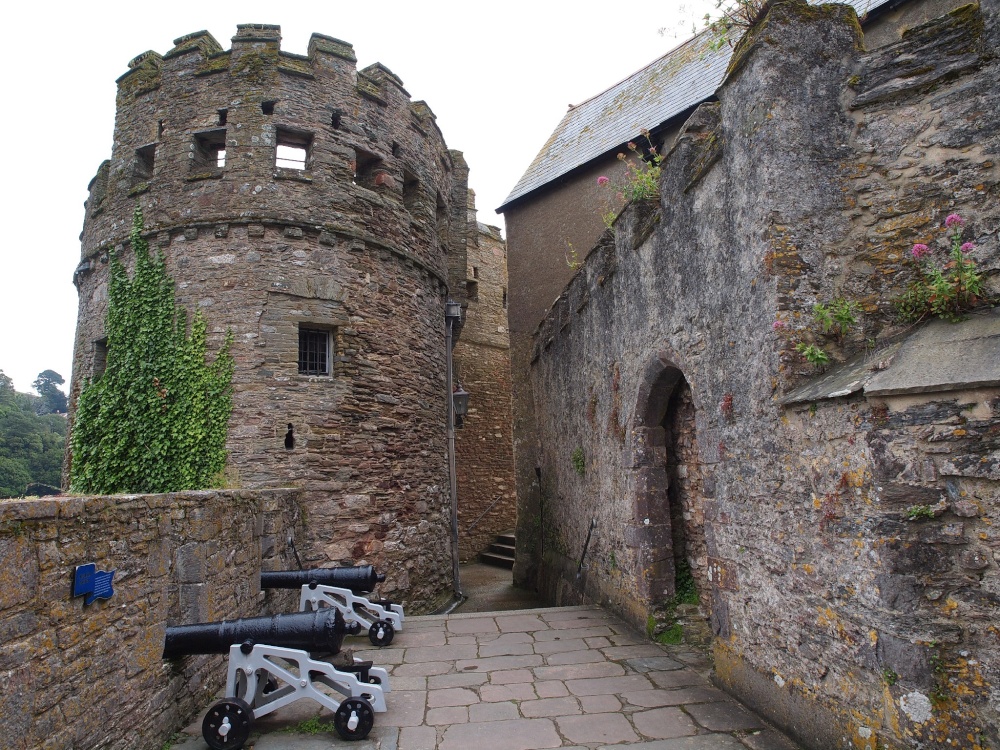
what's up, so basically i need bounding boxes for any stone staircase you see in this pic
[479,530,516,569]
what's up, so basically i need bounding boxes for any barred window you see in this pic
[298,327,331,375]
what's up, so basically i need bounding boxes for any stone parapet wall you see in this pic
[519,1,999,747]
[0,489,301,750]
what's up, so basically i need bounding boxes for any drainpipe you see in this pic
[445,300,463,599]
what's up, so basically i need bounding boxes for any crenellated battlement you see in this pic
[92,25,463,281]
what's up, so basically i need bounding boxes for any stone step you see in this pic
[479,551,515,569]
[496,531,516,546]
[489,542,516,556]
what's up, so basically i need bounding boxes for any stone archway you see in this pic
[630,354,710,638]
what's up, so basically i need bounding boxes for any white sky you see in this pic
[1,0,715,394]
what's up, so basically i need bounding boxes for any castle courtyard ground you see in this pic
[170,565,801,750]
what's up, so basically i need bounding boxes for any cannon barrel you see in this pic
[260,565,386,594]
[163,608,358,659]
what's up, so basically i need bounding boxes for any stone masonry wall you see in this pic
[69,25,470,611]
[453,192,516,560]
[0,489,301,750]
[520,1,999,748]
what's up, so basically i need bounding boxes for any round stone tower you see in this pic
[69,25,470,609]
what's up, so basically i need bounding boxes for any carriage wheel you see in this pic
[368,619,395,647]
[333,695,375,740]
[202,697,253,750]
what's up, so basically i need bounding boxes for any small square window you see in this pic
[191,129,226,171]
[353,148,382,188]
[298,327,331,375]
[276,128,312,171]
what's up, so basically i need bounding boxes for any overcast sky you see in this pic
[1,0,715,394]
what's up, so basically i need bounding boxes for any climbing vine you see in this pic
[70,204,234,494]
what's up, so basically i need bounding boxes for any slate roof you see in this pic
[499,0,897,211]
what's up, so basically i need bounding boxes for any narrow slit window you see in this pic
[402,170,420,211]
[218,109,228,126]
[298,327,331,375]
[93,338,109,379]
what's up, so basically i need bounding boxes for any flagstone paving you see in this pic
[171,605,802,750]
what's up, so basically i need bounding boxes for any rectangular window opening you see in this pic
[134,144,156,182]
[276,128,313,171]
[262,100,277,115]
[502,287,508,309]
[192,129,227,171]
[298,326,333,375]
[402,169,420,210]
[353,147,382,188]
[93,338,109,379]
[218,109,228,126]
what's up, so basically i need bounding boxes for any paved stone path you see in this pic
[171,605,801,750]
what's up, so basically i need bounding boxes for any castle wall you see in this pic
[69,25,470,610]
[0,489,301,750]
[519,1,1000,747]
[453,195,516,560]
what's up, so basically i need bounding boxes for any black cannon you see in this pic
[260,564,385,594]
[163,608,390,746]
[260,565,405,646]
[162,607,357,658]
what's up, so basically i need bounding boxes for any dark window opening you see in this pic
[192,129,227,170]
[298,327,332,375]
[466,280,479,301]
[134,144,156,182]
[472,266,479,279]
[391,141,401,158]
[436,192,447,224]
[402,170,420,211]
[330,110,343,130]
[502,287,508,309]
[276,128,312,171]
[218,109,228,126]
[93,338,109,379]
[284,423,295,450]
[262,100,276,115]
[353,148,382,188]
[157,120,165,138]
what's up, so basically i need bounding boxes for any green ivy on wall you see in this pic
[70,204,234,494]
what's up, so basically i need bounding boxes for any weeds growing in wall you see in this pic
[70,205,234,494]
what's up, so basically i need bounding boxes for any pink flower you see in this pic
[945,213,963,228]
[960,242,975,253]
[911,243,930,259]
[772,320,787,330]
[597,176,610,186]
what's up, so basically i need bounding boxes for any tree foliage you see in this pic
[0,370,66,498]
[69,205,234,494]
[33,369,68,414]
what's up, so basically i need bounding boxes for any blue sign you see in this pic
[72,563,116,605]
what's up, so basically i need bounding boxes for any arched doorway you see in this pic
[631,356,710,641]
